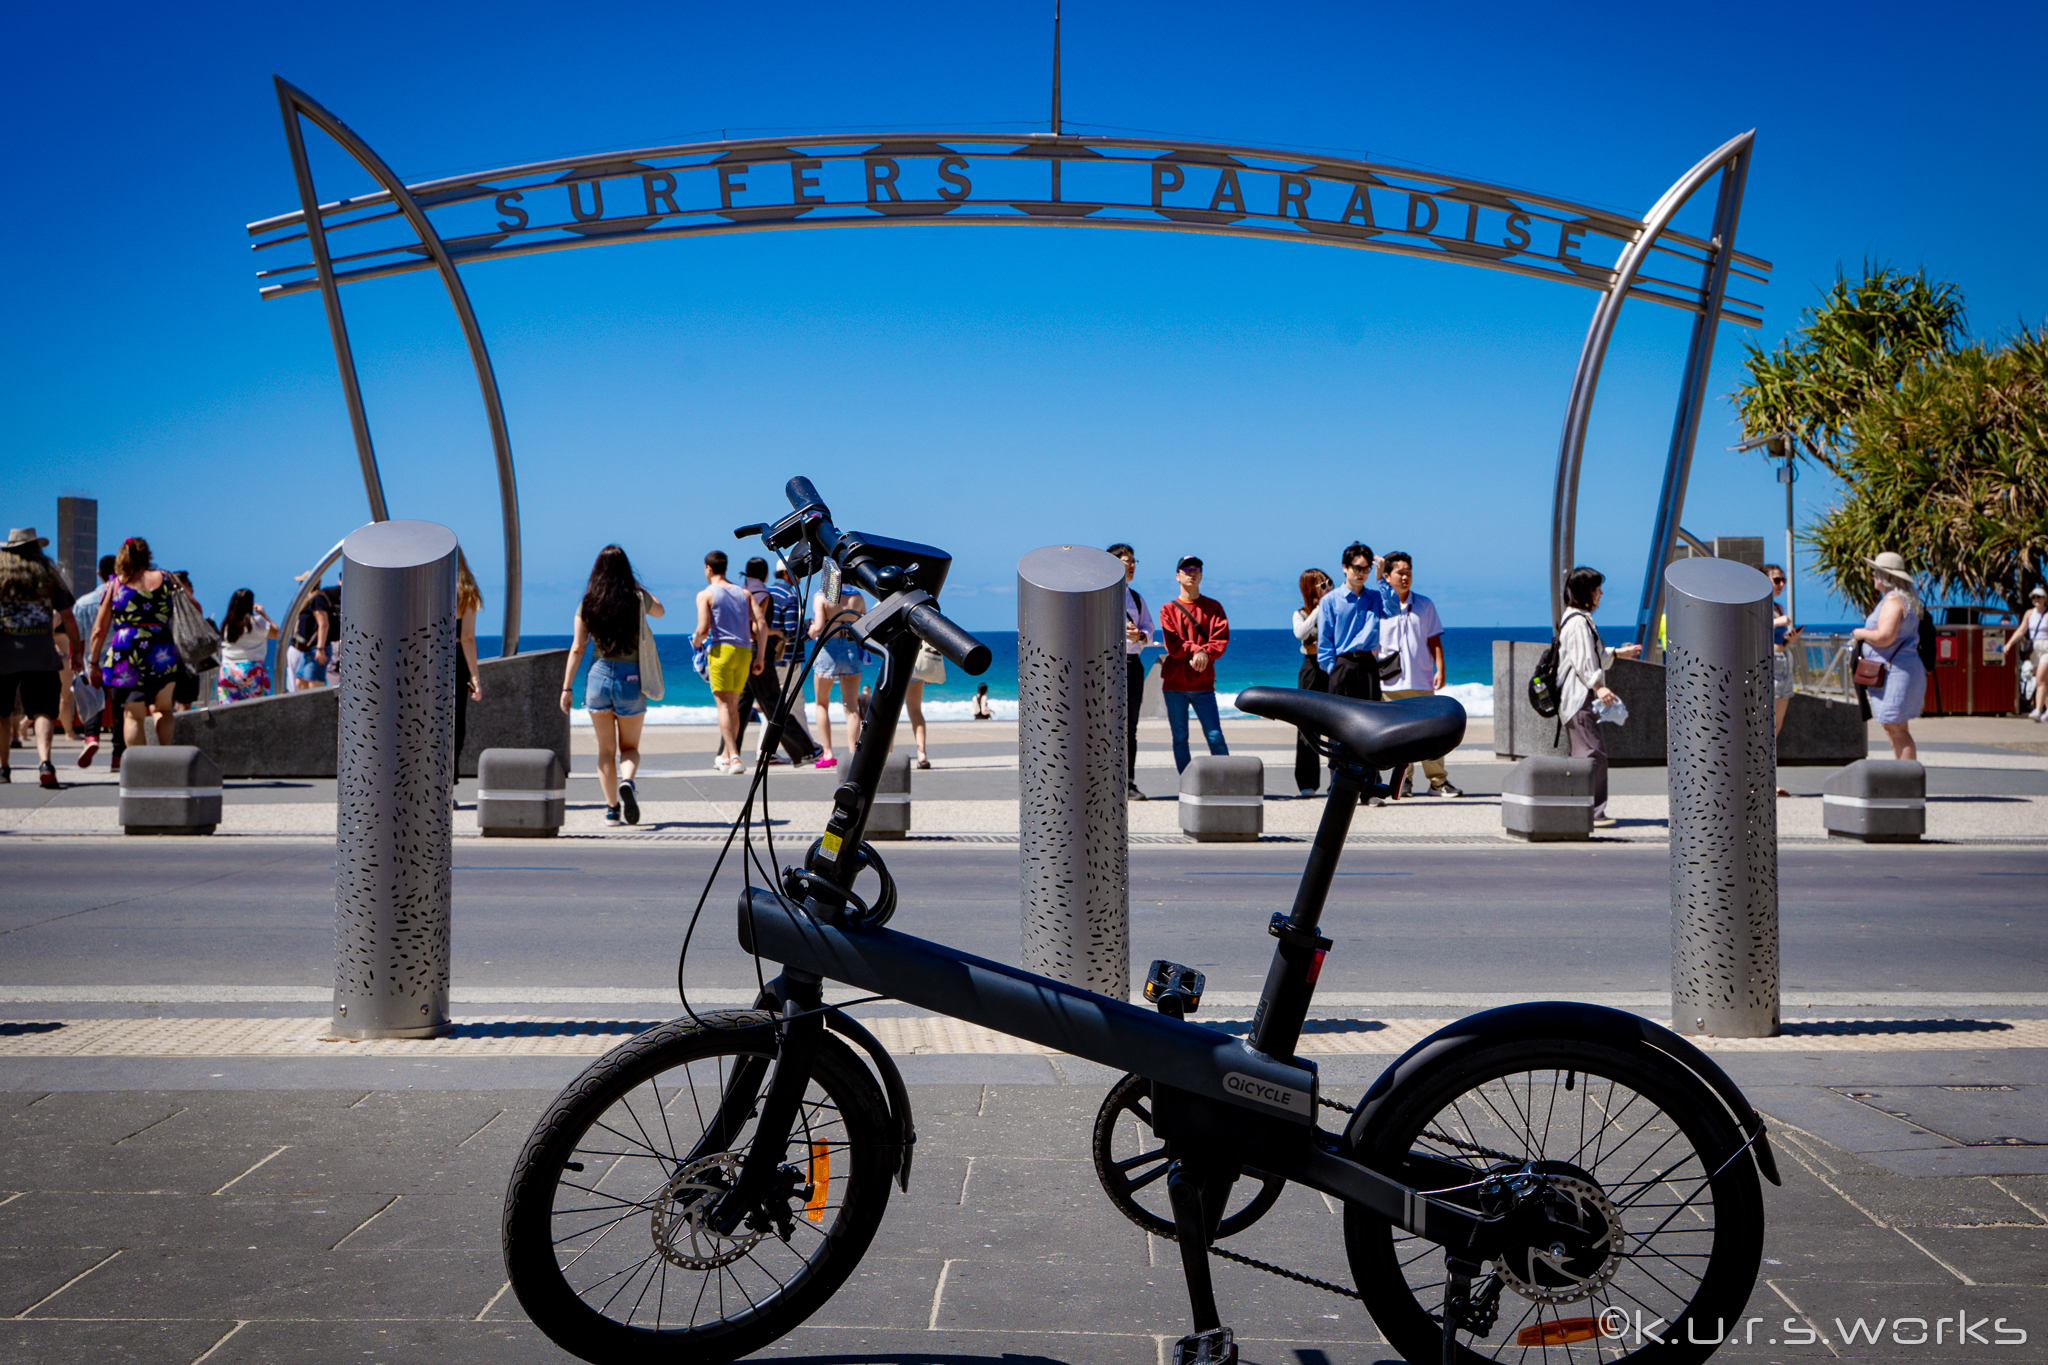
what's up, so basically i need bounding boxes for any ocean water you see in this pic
[484,627,1556,726]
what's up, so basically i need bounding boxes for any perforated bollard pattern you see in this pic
[1018,546,1129,998]
[332,520,459,1040]
[1665,557,1779,1038]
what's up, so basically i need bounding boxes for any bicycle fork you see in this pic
[706,973,830,1238]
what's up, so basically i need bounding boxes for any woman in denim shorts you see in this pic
[561,546,663,825]
[807,582,868,769]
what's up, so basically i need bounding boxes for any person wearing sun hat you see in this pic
[1850,551,1926,759]
[2004,584,2048,721]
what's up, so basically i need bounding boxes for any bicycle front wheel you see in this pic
[503,1011,893,1364]
[1346,1037,1764,1365]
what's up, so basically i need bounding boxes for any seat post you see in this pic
[1248,764,1362,1058]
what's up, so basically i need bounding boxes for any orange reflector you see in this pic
[806,1142,830,1221]
[1516,1317,1608,1347]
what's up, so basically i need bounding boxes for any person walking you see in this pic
[453,556,484,804]
[734,557,819,767]
[2004,586,2048,722]
[86,537,185,757]
[69,554,116,768]
[1764,564,1803,794]
[809,580,868,769]
[1290,568,1332,797]
[560,545,662,826]
[169,572,206,713]
[1852,551,1926,760]
[1157,555,1229,773]
[1557,566,1643,828]
[215,590,278,703]
[1317,543,1395,800]
[291,581,333,690]
[1378,552,1462,798]
[0,528,81,789]
[1107,544,1156,799]
[694,551,761,775]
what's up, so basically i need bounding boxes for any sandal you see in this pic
[916,757,931,770]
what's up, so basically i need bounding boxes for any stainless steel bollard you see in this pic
[1017,545,1129,998]
[331,520,459,1040]
[1665,557,1779,1037]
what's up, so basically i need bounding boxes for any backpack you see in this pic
[1528,610,1595,720]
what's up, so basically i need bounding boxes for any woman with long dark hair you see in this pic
[1290,567,1333,797]
[560,546,663,826]
[453,555,484,803]
[87,537,185,757]
[0,527,81,788]
[216,589,278,703]
[1557,565,1643,828]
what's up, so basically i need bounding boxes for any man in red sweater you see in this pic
[1157,555,1230,773]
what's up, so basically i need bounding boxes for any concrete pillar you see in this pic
[1017,545,1129,997]
[331,520,459,1040]
[1665,556,1779,1037]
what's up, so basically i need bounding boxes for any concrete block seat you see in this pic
[1823,759,1926,843]
[119,745,222,835]
[1179,755,1264,841]
[476,748,566,837]
[1232,686,1467,781]
[1501,756,1596,841]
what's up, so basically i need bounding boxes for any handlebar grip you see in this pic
[907,602,992,676]
[785,477,824,511]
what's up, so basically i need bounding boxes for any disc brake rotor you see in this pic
[650,1153,767,1270]
[1491,1173,1623,1306]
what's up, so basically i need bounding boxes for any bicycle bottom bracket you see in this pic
[649,1153,767,1270]
[1485,1163,1621,1305]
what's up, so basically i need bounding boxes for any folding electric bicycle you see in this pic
[503,478,1777,1365]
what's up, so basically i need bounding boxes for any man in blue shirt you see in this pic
[1316,542,1396,701]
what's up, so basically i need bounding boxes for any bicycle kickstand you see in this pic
[1441,1254,1480,1365]
[1165,1157,1238,1365]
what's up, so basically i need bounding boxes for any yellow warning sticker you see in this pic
[819,831,842,859]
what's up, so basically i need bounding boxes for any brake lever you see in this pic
[733,522,769,541]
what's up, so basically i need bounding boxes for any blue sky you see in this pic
[6,1,2042,641]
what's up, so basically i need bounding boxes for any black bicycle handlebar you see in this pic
[907,601,991,676]
[785,476,825,513]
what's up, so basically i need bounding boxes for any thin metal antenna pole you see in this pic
[1051,0,1062,136]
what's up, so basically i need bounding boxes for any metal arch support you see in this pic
[270,537,348,696]
[1548,131,1755,634]
[274,76,524,655]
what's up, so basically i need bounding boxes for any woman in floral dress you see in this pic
[86,537,185,751]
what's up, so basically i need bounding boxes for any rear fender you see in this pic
[1347,1001,1780,1185]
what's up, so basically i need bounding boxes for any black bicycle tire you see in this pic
[1091,1072,1287,1240]
[1345,1037,1764,1365]
[503,1011,893,1364]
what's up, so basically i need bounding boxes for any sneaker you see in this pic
[765,753,789,766]
[77,737,98,768]
[1593,816,1619,829]
[0,766,8,784]
[1128,781,1146,801]
[110,752,122,774]
[1432,782,1464,798]
[1297,787,1317,799]
[1399,780,1413,799]
[605,806,622,826]
[39,761,58,790]
[815,755,838,770]
[618,780,640,825]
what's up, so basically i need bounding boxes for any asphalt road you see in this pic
[4,841,2044,1000]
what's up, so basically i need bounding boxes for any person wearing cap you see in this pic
[734,555,819,766]
[1106,544,1155,799]
[1850,551,1926,759]
[2004,585,2048,722]
[1156,555,1230,773]
[0,528,80,789]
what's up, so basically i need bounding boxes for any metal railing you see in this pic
[1788,634,1857,700]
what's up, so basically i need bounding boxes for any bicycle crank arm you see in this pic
[739,888,1319,1125]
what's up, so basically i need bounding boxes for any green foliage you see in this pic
[1735,265,2046,611]
[1737,266,1965,480]
[1804,327,2048,611]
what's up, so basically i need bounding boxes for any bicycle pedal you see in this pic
[1145,960,1205,1015]
[1173,1327,1236,1365]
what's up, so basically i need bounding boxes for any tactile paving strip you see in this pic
[1,1016,2043,1057]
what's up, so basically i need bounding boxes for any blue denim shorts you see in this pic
[586,659,646,717]
[292,651,327,683]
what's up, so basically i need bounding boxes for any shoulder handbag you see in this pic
[169,586,221,672]
[637,592,666,701]
[1853,636,1907,691]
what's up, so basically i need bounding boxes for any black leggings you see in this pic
[1125,655,1147,781]
[1294,656,1328,791]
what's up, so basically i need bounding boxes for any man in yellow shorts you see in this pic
[694,550,764,774]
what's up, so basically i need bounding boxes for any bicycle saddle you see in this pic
[1232,687,1466,768]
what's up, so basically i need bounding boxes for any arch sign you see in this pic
[249,76,1769,670]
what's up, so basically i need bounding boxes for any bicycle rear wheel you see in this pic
[1345,1037,1764,1365]
[503,1011,893,1364]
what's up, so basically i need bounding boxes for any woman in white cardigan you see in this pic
[1558,566,1642,827]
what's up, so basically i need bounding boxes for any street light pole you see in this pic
[1733,429,1798,624]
